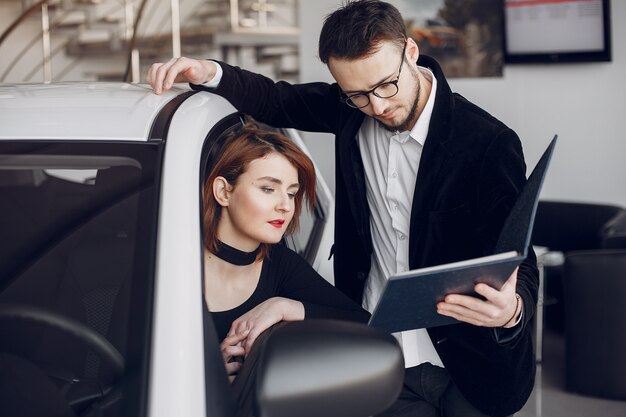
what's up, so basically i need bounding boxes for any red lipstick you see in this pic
[268,219,285,228]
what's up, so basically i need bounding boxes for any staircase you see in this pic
[0,0,299,83]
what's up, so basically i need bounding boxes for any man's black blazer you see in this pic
[194,55,539,417]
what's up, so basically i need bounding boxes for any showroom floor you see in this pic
[517,329,626,417]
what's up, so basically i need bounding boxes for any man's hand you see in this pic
[436,267,522,328]
[228,297,305,354]
[147,57,217,94]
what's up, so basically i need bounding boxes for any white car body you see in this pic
[0,83,400,417]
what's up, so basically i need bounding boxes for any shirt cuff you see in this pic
[201,61,223,88]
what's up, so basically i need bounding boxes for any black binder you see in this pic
[368,135,558,332]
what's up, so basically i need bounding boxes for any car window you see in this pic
[288,192,315,251]
[286,198,326,261]
[263,128,327,264]
[0,141,162,416]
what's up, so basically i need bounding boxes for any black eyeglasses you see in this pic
[341,40,407,109]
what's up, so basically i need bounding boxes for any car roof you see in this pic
[0,82,187,141]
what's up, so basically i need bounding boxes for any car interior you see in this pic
[0,142,161,416]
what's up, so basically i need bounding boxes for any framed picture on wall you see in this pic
[392,0,504,78]
[504,0,612,64]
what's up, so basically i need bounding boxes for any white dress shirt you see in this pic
[359,67,443,368]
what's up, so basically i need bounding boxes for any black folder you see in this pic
[368,135,558,332]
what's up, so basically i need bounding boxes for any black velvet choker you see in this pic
[213,240,260,266]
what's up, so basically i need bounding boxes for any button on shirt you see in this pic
[360,67,443,369]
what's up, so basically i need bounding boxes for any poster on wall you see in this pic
[391,0,504,77]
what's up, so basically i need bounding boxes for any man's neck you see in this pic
[409,69,432,131]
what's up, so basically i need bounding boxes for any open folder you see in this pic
[368,135,558,332]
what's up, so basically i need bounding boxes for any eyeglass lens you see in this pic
[347,83,399,108]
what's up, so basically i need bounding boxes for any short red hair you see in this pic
[202,122,316,260]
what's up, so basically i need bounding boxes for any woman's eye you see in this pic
[287,193,296,199]
[261,187,274,193]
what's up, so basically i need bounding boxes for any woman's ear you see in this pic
[213,176,232,207]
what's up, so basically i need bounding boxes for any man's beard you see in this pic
[377,67,421,133]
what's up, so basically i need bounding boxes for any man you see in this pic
[148,1,537,416]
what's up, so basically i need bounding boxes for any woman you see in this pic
[202,123,370,381]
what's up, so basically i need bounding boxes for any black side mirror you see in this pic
[253,320,404,417]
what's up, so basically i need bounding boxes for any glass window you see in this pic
[277,129,329,264]
[0,141,162,416]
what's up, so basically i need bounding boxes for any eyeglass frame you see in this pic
[341,40,408,109]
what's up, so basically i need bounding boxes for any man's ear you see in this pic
[407,37,419,62]
[213,176,232,207]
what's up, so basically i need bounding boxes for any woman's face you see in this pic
[216,152,299,251]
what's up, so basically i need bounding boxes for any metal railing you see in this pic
[0,0,298,83]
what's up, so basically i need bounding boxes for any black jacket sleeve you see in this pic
[190,60,343,134]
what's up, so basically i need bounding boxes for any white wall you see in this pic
[298,0,626,208]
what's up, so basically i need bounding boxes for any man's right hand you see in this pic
[147,57,217,95]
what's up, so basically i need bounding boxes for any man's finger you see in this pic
[146,63,162,86]
[438,301,502,327]
[164,58,186,90]
[153,57,178,94]
[444,293,488,311]
[474,283,505,303]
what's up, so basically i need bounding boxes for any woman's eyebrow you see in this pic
[256,176,281,184]
[256,176,299,188]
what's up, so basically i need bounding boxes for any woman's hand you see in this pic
[436,267,522,328]
[228,297,305,354]
[220,330,248,382]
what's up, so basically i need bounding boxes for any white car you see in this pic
[0,83,402,417]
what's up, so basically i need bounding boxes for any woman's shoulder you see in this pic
[267,243,301,262]
[266,244,310,273]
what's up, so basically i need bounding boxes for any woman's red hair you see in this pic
[202,122,316,260]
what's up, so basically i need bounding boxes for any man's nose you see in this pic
[369,94,387,116]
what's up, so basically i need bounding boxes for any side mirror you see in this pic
[254,320,404,417]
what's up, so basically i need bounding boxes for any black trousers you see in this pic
[376,362,492,417]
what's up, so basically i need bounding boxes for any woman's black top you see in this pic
[205,244,370,341]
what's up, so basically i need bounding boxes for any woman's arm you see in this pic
[271,245,371,323]
[227,245,370,354]
[228,297,304,354]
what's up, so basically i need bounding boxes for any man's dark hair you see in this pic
[318,0,407,64]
